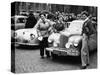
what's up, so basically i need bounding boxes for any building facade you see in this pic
[11,2,97,17]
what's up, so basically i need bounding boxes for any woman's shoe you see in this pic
[80,66,87,69]
[87,64,89,66]
[41,56,44,59]
[46,55,50,58]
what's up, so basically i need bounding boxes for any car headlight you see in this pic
[38,36,43,41]
[65,43,70,48]
[65,42,72,48]
[53,43,58,47]
[30,34,35,40]
[48,39,52,43]
[74,43,78,47]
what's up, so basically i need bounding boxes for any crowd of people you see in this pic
[24,10,97,30]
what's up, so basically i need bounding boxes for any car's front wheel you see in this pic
[51,52,58,60]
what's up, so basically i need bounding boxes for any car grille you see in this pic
[47,47,80,56]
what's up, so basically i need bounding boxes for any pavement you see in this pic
[13,46,97,73]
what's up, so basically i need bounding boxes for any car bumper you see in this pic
[46,47,80,56]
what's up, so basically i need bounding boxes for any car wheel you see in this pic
[51,52,58,60]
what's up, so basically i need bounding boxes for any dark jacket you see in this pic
[25,14,37,28]
[82,20,96,37]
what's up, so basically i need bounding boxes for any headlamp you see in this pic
[65,42,72,48]
[30,34,35,40]
[74,43,78,47]
[48,39,52,43]
[38,36,43,41]
[65,43,70,48]
[53,43,58,47]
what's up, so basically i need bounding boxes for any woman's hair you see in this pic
[53,22,64,31]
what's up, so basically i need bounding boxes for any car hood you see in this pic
[65,35,82,48]
[61,20,84,36]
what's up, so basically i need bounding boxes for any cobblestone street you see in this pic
[14,46,97,73]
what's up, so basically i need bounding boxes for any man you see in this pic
[80,11,90,69]
[76,14,81,20]
[80,11,96,69]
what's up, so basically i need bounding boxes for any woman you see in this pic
[34,13,54,58]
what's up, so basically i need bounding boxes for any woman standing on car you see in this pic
[34,13,54,58]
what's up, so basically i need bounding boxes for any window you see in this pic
[17,18,25,23]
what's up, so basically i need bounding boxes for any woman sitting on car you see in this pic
[48,22,65,47]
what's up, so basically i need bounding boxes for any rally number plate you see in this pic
[53,50,67,56]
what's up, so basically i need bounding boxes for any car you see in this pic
[20,11,29,16]
[46,19,97,59]
[14,28,39,46]
[11,15,27,30]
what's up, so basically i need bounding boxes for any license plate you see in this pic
[60,51,67,56]
[53,50,61,55]
[53,50,67,56]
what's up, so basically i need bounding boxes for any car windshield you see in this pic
[17,18,26,23]
[67,20,84,34]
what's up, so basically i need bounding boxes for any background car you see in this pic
[11,15,27,30]
[14,28,39,46]
[20,11,29,16]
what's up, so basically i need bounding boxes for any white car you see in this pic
[14,28,39,46]
[46,19,97,58]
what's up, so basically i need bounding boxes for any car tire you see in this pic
[51,52,58,60]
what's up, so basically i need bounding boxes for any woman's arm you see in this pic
[34,19,41,29]
[48,20,56,33]
[34,19,42,37]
